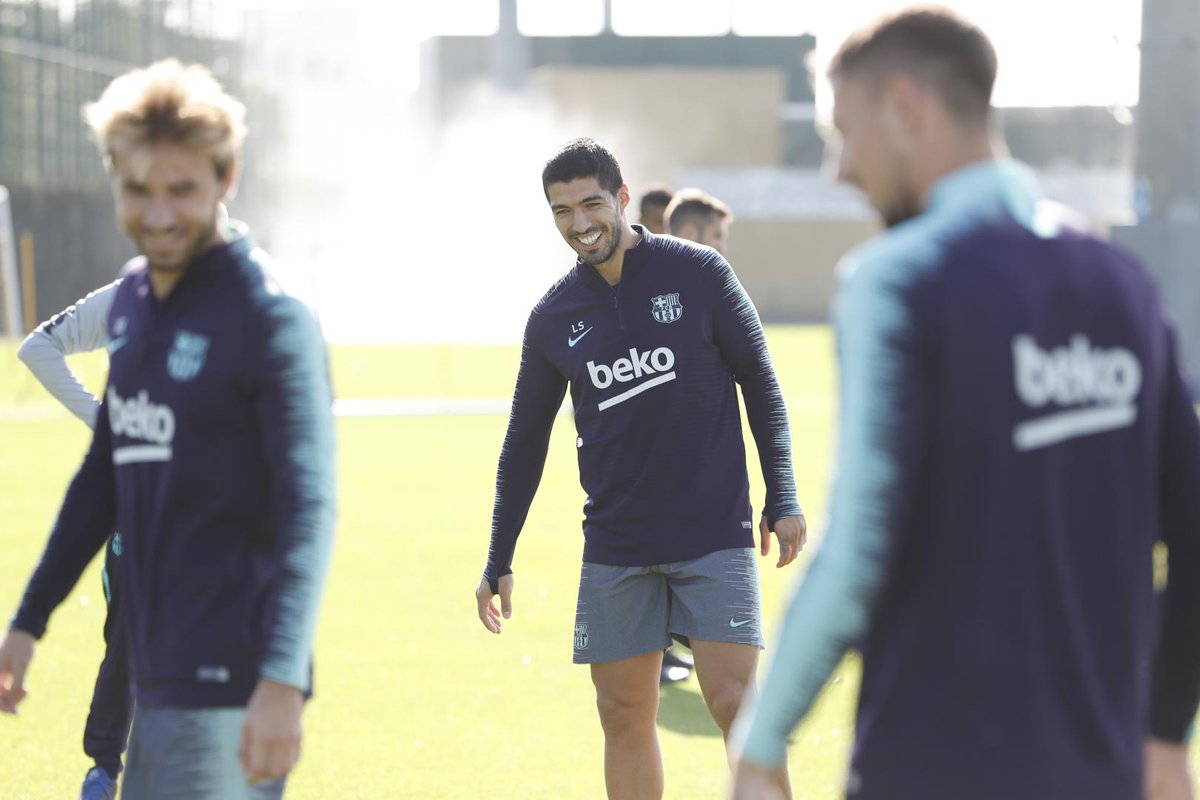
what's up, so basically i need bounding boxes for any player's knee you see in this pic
[594,687,657,735]
[704,682,748,734]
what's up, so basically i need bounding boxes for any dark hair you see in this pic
[542,137,624,200]
[639,184,674,215]
[828,6,997,124]
[665,188,732,234]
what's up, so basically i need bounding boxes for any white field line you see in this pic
[333,397,518,417]
[0,398,523,420]
[0,394,835,421]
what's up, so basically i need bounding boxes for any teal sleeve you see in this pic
[735,254,931,766]
[255,296,337,690]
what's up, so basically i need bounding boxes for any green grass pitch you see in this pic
[0,328,1194,798]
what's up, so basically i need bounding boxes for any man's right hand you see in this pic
[0,629,35,714]
[1145,738,1194,800]
[476,574,514,634]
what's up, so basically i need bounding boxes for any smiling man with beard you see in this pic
[474,137,807,799]
[0,60,335,800]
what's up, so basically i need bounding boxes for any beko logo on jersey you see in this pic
[108,387,176,465]
[587,347,675,388]
[587,347,677,411]
[1014,334,1141,407]
[1011,334,1142,452]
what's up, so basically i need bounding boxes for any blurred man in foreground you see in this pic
[0,60,335,800]
[731,7,1200,800]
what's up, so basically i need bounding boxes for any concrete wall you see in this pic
[530,66,784,184]
[726,219,877,322]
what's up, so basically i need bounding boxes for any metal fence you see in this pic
[0,0,240,328]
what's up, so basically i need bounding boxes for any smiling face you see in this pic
[546,177,631,267]
[112,141,233,274]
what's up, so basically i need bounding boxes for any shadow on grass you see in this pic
[656,681,721,738]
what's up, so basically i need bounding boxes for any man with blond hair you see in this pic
[731,7,1200,800]
[665,188,733,257]
[0,60,335,799]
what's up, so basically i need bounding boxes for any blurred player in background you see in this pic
[653,185,738,687]
[731,7,1200,800]
[0,60,336,800]
[637,184,674,235]
[666,188,733,257]
[476,137,806,799]
[19,279,126,798]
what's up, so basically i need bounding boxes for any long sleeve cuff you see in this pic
[8,610,48,640]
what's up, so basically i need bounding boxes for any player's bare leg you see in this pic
[691,640,791,798]
[591,649,664,800]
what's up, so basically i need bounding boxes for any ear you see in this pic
[220,160,241,201]
[617,184,631,211]
[881,73,925,141]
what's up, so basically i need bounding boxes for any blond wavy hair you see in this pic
[84,59,247,180]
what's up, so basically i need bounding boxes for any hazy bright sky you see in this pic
[352,0,1143,108]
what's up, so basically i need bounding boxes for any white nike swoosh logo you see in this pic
[729,618,752,628]
[106,335,128,355]
[568,327,593,347]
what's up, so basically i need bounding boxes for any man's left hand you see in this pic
[730,758,787,800]
[239,678,304,785]
[759,514,806,568]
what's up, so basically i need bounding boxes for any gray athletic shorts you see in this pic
[121,705,287,800]
[573,546,764,664]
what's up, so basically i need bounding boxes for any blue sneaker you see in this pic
[80,766,117,800]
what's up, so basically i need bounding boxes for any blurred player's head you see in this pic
[828,6,997,227]
[85,59,246,273]
[638,185,674,235]
[665,189,733,256]
[542,138,634,268]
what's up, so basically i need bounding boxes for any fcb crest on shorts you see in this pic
[574,623,589,650]
[650,293,682,324]
[167,330,211,382]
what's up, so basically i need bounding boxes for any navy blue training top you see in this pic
[736,160,1200,800]
[12,232,336,709]
[485,228,802,580]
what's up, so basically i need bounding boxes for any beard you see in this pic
[880,188,922,229]
[575,223,623,266]
[137,215,220,273]
[875,160,922,229]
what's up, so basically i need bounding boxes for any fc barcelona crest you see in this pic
[650,293,683,324]
[167,330,211,382]
[574,623,589,650]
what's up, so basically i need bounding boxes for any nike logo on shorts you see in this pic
[729,618,752,628]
